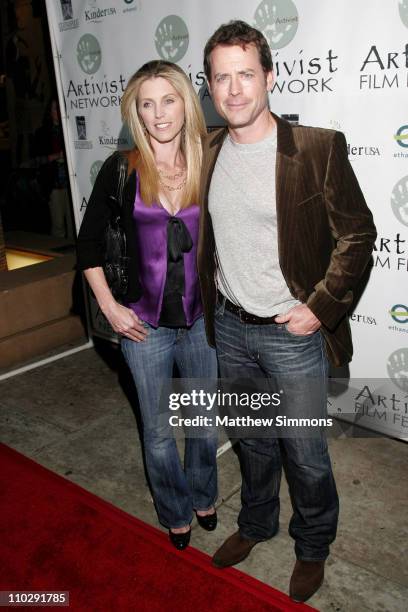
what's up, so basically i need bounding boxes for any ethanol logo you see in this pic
[90,160,103,186]
[394,125,408,148]
[253,0,298,50]
[387,348,408,391]
[399,0,408,28]
[391,176,408,227]
[123,0,140,12]
[77,34,102,75]
[155,15,189,62]
[390,304,408,323]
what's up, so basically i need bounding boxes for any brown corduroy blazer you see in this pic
[197,113,377,367]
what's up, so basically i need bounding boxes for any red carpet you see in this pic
[0,443,317,611]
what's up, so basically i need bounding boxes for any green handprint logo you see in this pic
[90,160,103,186]
[254,0,298,50]
[391,175,408,227]
[400,0,408,28]
[387,349,408,392]
[77,34,101,74]
[155,15,189,63]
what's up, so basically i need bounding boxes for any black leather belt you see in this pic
[217,291,278,325]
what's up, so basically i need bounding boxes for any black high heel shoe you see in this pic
[169,528,191,550]
[196,510,217,531]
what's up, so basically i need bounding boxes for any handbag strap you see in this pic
[116,154,128,208]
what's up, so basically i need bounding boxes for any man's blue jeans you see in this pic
[121,316,218,529]
[214,300,339,561]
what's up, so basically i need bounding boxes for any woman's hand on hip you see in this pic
[103,302,148,342]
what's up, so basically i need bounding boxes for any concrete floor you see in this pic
[1,343,407,612]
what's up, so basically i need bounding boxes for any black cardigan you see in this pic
[76,152,142,302]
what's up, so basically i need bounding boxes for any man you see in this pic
[198,21,376,603]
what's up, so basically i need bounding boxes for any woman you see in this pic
[77,61,217,550]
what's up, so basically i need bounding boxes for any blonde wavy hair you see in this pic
[121,60,206,207]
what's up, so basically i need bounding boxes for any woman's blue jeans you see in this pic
[121,316,218,529]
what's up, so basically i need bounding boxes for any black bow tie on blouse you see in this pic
[166,217,193,295]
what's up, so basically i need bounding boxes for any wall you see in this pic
[45,0,408,438]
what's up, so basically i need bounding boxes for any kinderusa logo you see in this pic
[389,304,408,324]
[155,15,189,62]
[77,34,102,75]
[387,348,408,391]
[400,0,408,28]
[391,175,408,227]
[253,0,298,50]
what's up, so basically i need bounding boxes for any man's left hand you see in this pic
[275,304,321,335]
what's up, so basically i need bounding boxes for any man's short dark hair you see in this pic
[203,20,273,80]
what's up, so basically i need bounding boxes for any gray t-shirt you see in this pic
[208,131,299,317]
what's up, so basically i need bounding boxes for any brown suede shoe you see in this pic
[289,559,325,602]
[212,531,258,568]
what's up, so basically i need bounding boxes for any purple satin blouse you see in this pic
[127,178,203,327]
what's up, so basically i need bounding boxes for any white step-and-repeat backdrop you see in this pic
[45,0,408,439]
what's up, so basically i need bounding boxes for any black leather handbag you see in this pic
[103,153,130,299]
